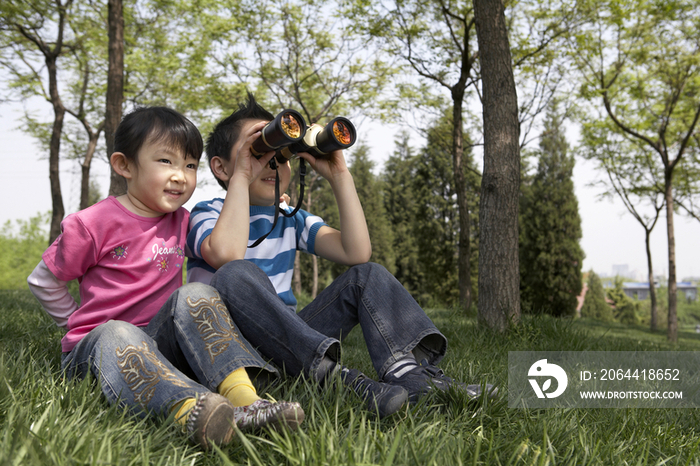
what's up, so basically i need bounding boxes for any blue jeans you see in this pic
[210,261,447,380]
[61,283,275,417]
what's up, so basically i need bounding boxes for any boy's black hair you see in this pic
[114,106,203,164]
[206,92,275,190]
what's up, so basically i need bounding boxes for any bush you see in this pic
[580,271,615,322]
[606,277,639,325]
[0,213,49,290]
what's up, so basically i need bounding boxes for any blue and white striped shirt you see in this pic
[186,198,327,308]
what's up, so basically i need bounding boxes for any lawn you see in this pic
[3,289,700,465]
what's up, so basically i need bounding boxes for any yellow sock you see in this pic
[172,397,197,426]
[218,367,261,407]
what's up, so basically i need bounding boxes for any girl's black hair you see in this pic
[206,92,275,189]
[114,106,203,164]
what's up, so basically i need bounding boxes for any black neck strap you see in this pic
[248,158,307,248]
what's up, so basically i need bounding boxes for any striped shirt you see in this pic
[186,198,326,308]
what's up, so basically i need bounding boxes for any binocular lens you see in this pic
[284,116,356,158]
[332,120,353,146]
[281,113,303,139]
[252,109,306,157]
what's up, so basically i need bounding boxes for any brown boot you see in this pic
[186,393,236,449]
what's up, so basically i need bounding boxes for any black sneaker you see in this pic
[381,359,498,403]
[340,367,408,418]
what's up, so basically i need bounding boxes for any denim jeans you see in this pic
[61,283,275,417]
[210,261,447,380]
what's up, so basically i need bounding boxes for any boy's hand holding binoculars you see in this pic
[297,148,350,183]
[233,120,277,185]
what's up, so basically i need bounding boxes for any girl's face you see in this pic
[123,138,198,217]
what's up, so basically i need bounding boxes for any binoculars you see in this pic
[250,109,356,164]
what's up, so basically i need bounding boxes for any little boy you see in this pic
[28,106,303,450]
[187,94,495,418]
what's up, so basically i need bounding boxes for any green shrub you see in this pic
[605,277,640,325]
[0,213,49,290]
[580,270,615,322]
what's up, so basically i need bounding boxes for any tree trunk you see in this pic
[312,255,318,298]
[79,133,100,210]
[665,170,677,342]
[47,56,65,245]
[452,89,472,311]
[106,0,126,197]
[644,229,658,332]
[293,252,302,296]
[473,0,521,331]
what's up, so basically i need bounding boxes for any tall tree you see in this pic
[581,125,665,331]
[572,0,700,341]
[1,0,76,243]
[383,132,423,295]
[105,0,124,196]
[350,0,573,311]
[474,0,521,331]
[520,104,583,316]
[411,115,464,306]
[9,3,107,213]
[63,4,108,210]
[3,0,235,218]
[361,0,479,309]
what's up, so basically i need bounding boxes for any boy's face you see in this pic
[125,137,198,216]
[226,118,291,206]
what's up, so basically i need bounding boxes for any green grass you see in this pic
[3,291,700,465]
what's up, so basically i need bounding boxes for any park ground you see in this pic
[3,289,700,465]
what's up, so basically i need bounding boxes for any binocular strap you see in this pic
[248,159,307,249]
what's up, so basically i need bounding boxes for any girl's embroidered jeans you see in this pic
[61,282,274,416]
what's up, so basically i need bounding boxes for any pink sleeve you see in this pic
[42,214,98,282]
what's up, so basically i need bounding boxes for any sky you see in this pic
[2,102,700,281]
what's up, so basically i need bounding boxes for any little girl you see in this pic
[27,106,303,450]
